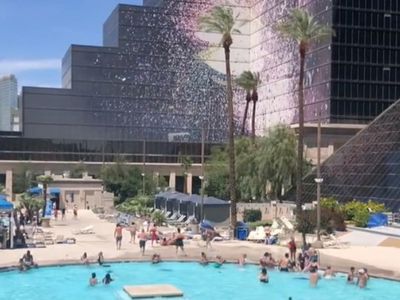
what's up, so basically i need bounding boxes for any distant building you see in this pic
[0,75,17,131]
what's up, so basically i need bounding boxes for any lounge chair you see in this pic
[164,211,172,218]
[168,212,178,220]
[168,215,186,225]
[184,215,196,225]
[247,226,266,242]
[72,225,94,235]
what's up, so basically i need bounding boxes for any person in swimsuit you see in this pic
[297,252,305,271]
[238,254,247,266]
[347,266,355,284]
[259,252,269,268]
[259,268,269,283]
[288,237,297,262]
[138,229,147,255]
[215,255,225,268]
[309,263,320,287]
[102,273,113,285]
[18,258,27,272]
[152,253,161,264]
[200,252,209,266]
[97,252,104,266]
[175,228,186,256]
[22,250,38,268]
[150,225,158,247]
[81,252,89,265]
[114,223,123,250]
[89,273,98,286]
[279,253,290,272]
[73,205,78,219]
[323,266,336,279]
[357,269,368,288]
[129,222,137,244]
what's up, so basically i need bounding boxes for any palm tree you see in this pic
[250,72,261,143]
[199,6,240,231]
[18,193,44,225]
[180,156,193,194]
[277,8,332,214]
[236,71,254,135]
[36,175,54,218]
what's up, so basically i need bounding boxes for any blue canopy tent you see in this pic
[367,213,388,228]
[154,192,229,223]
[27,187,42,196]
[0,195,13,212]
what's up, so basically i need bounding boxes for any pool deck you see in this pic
[1,210,400,280]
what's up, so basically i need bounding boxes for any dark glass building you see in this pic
[302,99,400,211]
[330,0,400,124]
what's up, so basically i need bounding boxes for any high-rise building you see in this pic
[1,1,400,197]
[0,75,17,131]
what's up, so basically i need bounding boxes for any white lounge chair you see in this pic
[168,212,178,220]
[73,225,94,235]
[184,215,196,225]
[247,226,266,242]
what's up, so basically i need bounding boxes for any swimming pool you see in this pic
[0,262,398,300]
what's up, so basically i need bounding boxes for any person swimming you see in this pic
[102,273,113,285]
[97,252,104,266]
[200,252,209,266]
[214,255,225,268]
[347,266,355,284]
[357,268,368,288]
[259,268,269,283]
[238,254,247,266]
[152,254,161,264]
[323,265,336,279]
[279,253,291,272]
[89,273,98,286]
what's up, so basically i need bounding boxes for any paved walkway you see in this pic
[1,210,399,280]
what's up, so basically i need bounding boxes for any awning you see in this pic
[28,187,42,196]
[0,196,13,212]
[49,188,61,195]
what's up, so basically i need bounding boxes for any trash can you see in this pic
[235,222,249,240]
[236,227,248,240]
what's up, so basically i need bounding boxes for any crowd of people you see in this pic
[16,220,372,291]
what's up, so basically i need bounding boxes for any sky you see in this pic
[0,0,142,90]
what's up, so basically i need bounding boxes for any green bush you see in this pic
[342,199,386,228]
[152,210,166,226]
[366,200,385,213]
[247,220,272,230]
[243,209,262,222]
[353,208,370,227]
[320,197,340,210]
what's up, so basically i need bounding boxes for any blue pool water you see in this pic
[0,262,398,300]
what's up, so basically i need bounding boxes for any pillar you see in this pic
[5,170,12,201]
[169,172,176,190]
[186,173,193,195]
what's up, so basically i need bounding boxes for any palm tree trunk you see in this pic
[42,184,47,218]
[241,100,250,135]
[224,45,237,233]
[251,98,256,143]
[296,45,306,216]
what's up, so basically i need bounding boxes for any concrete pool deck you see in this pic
[1,210,400,280]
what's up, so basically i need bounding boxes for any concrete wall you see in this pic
[237,202,296,222]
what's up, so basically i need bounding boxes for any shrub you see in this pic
[296,210,317,245]
[353,208,370,227]
[320,197,340,210]
[367,200,385,213]
[243,209,262,222]
[247,220,272,230]
[152,210,166,226]
[343,200,366,220]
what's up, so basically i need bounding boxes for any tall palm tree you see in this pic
[37,175,54,218]
[236,71,254,135]
[199,6,240,231]
[277,8,332,214]
[250,72,261,143]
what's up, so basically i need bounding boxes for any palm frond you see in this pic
[276,8,333,45]
[198,6,241,44]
